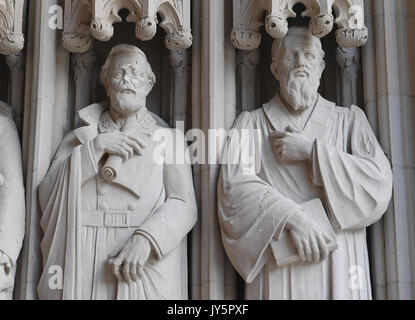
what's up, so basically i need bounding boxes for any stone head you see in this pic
[271,27,326,112]
[100,44,156,117]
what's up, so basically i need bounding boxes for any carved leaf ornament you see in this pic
[232,0,368,50]
[63,0,192,53]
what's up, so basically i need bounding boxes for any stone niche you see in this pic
[64,0,193,131]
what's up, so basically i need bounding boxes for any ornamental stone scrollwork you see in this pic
[63,0,192,53]
[232,0,367,51]
[0,0,25,55]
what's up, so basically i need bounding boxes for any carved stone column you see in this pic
[5,52,25,133]
[191,0,237,300]
[71,48,97,128]
[236,48,259,112]
[362,0,415,300]
[335,46,362,108]
[169,49,190,128]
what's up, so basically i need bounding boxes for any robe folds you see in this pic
[218,94,393,300]
[38,103,197,300]
[0,104,25,300]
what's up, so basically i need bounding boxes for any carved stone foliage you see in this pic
[0,0,25,55]
[232,0,368,51]
[63,0,192,53]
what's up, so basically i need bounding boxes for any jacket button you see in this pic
[128,202,137,211]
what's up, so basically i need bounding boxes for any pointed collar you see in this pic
[99,111,119,133]
[263,94,335,140]
[78,102,108,126]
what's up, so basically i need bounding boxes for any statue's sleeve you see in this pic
[311,105,393,231]
[218,112,302,284]
[0,118,25,265]
[135,129,198,259]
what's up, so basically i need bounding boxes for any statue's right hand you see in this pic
[286,210,329,263]
[93,132,146,161]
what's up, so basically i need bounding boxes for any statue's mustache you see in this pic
[114,84,137,94]
[290,67,311,78]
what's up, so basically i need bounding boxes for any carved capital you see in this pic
[62,33,92,53]
[63,0,193,53]
[333,1,368,47]
[63,0,93,53]
[165,29,193,51]
[335,27,368,48]
[232,0,367,50]
[0,0,25,55]
[231,30,262,51]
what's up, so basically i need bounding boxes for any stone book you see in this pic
[270,198,338,267]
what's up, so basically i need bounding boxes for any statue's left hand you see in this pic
[271,126,314,162]
[108,235,151,285]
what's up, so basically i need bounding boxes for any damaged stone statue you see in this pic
[0,101,25,300]
[218,27,393,300]
[38,44,197,300]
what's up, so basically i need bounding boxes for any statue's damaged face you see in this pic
[108,53,151,116]
[272,29,326,112]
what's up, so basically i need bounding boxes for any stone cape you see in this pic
[218,94,393,300]
[0,102,25,300]
[37,102,197,300]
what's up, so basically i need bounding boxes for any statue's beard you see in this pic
[280,69,320,112]
[109,92,146,117]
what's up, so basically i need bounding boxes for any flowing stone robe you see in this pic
[38,103,197,300]
[0,103,25,300]
[218,94,393,300]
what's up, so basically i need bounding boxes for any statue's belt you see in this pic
[80,210,151,228]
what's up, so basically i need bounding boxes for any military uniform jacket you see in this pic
[38,103,197,300]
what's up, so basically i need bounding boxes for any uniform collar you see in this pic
[98,107,155,137]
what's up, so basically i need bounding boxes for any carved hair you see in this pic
[271,26,325,65]
[100,44,156,92]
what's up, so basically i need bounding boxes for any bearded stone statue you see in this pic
[38,44,197,300]
[218,27,393,300]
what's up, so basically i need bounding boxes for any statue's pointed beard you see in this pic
[280,71,321,112]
